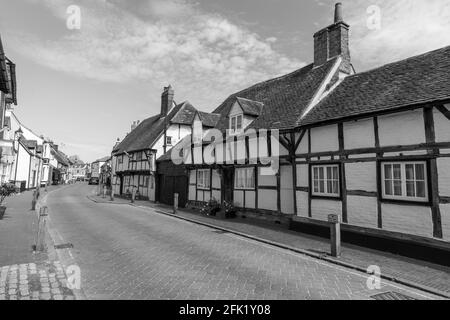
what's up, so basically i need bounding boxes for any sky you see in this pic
[0,0,449,162]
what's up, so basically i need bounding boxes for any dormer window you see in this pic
[230,114,243,135]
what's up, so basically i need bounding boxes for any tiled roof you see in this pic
[113,101,222,154]
[22,140,37,150]
[113,114,161,154]
[113,101,194,154]
[300,45,450,126]
[94,156,111,163]
[211,58,339,131]
[51,149,70,166]
[236,97,264,116]
[198,111,221,128]
[0,35,10,93]
[170,102,197,125]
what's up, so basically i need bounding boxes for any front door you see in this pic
[221,167,234,204]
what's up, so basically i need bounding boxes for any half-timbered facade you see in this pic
[176,4,450,248]
[111,86,214,201]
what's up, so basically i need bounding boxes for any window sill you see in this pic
[380,198,431,207]
[311,194,342,201]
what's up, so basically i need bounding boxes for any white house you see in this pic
[178,3,450,249]
[111,86,219,201]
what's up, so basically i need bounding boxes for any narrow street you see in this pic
[44,184,439,300]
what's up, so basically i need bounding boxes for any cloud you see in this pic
[344,0,450,70]
[11,0,302,109]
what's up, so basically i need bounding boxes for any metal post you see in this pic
[173,193,179,214]
[328,214,341,258]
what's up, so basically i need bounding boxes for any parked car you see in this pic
[88,177,99,185]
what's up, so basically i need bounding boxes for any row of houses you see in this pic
[109,4,450,251]
[0,34,74,190]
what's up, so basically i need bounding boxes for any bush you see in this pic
[222,201,237,219]
[200,198,221,216]
[0,183,17,206]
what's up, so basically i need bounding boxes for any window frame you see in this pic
[197,169,211,190]
[380,160,430,204]
[229,114,244,135]
[310,163,342,199]
[234,167,256,190]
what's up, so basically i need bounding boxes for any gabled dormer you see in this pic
[228,97,263,135]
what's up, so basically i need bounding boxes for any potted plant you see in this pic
[0,183,18,220]
[200,198,221,216]
[222,201,237,219]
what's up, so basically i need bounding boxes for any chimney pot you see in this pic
[334,3,343,23]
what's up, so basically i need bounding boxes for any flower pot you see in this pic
[0,206,6,220]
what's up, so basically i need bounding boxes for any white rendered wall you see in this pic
[344,118,375,150]
[310,124,339,153]
[381,203,433,238]
[378,109,425,147]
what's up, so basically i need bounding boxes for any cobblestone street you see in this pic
[0,261,75,300]
[42,184,442,300]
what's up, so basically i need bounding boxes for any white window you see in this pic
[234,167,255,190]
[382,161,428,202]
[197,169,211,189]
[312,164,340,197]
[230,114,243,135]
[166,136,172,146]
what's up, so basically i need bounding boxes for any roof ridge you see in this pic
[349,44,450,79]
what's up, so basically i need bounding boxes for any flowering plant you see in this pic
[222,201,237,218]
[0,183,17,206]
[200,198,221,216]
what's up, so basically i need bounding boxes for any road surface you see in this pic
[44,184,439,300]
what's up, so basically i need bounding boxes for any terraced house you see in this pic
[111,86,219,202]
[0,34,18,184]
[167,3,450,251]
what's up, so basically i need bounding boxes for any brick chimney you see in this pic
[161,85,174,117]
[314,3,350,70]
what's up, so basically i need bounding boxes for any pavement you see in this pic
[89,188,450,299]
[39,183,444,300]
[0,186,76,300]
